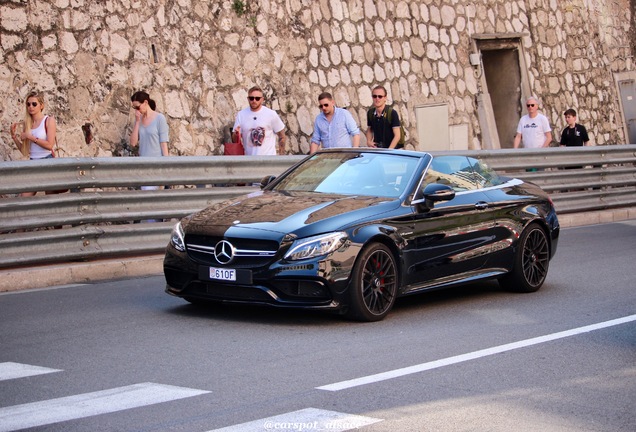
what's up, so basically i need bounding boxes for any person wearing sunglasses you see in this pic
[365,85,404,149]
[513,96,552,149]
[11,91,56,162]
[310,92,360,154]
[232,86,286,155]
[10,91,60,196]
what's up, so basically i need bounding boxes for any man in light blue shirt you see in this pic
[310,92,360,153]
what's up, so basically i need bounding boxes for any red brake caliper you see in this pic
[374,257,384,292]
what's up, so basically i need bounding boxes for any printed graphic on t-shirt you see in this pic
[523,123,540,129]
[250,127,265,146]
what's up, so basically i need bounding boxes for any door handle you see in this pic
[475,201,489,210]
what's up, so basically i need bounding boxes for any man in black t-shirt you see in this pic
[560,108,590,170]
[560,108,590,147]
[366,85,403,149]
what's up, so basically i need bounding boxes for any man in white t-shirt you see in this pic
[513,96,552,149]
[232,86,286,155]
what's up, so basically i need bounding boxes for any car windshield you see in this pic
[272,152,420,197]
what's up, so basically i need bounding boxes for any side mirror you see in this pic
[412,183,455,212]
[423,183,455,202]
[260,175,276,189]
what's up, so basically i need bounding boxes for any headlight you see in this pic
[170,222,185,252]
[284,232,347,261]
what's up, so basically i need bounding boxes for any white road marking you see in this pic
[0,382,210,432]
[318,314,636,391]
[0,362,62,381]
[208,407,382,432]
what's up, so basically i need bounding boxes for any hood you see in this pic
[185,190,401,237]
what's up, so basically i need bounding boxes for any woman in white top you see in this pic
[10,91,58,196]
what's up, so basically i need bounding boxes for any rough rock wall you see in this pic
[0,0,633,160]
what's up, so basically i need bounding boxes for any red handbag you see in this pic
[223,129,245,155]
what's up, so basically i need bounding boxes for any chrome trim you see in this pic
[187,243,277,257]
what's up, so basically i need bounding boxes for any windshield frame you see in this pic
[267,149,427,199]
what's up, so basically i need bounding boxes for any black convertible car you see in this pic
[164,148,559,321]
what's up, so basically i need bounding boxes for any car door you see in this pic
[400,156,499,292]
[473,158,537,269]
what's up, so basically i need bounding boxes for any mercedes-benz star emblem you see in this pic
[214,240,235,264]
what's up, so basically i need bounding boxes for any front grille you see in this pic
[206,283,274,302]
[185,234,280,267]
[182,281,273,302]
[184,280,333,306]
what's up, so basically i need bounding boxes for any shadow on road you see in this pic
[163,280,509,326]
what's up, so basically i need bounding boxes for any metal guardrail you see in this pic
[1,146,635,269]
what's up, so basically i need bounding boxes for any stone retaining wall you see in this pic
[1,0,633,160]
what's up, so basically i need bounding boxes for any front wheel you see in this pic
[500,223,550,293]
[346,243,398,322]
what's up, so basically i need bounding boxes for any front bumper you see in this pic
[163,244,359,311]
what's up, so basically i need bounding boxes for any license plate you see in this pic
[209,267,236,281]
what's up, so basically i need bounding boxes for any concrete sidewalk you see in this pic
[2,208,635,293]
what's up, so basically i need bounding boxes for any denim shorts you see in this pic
[31,154,54,160]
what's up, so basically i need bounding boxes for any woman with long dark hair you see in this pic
[130,91,169,157]
[130,91,169,221]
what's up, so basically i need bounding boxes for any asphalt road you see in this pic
[1,221,635,432]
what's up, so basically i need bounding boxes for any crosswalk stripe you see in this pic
[0,382,210,432]
[0,362,62,381]
[207,407,382,432]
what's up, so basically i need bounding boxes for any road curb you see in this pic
[0,255,164,293]
[2,210,635,293]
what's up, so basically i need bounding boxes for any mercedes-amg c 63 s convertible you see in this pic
[164,148,559,321]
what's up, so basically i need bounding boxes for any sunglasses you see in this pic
[319,103,330,108]
[527,104,536,107]
[372,95,385,99]
[248,96,263,101]
[132,104,142,110]
[26,102,39,107]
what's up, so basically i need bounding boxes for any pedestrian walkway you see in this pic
[0,362,209,432]
[0,362,381,431]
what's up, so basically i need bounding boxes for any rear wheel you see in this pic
[500,223,550,293]
[346,243,398,321]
